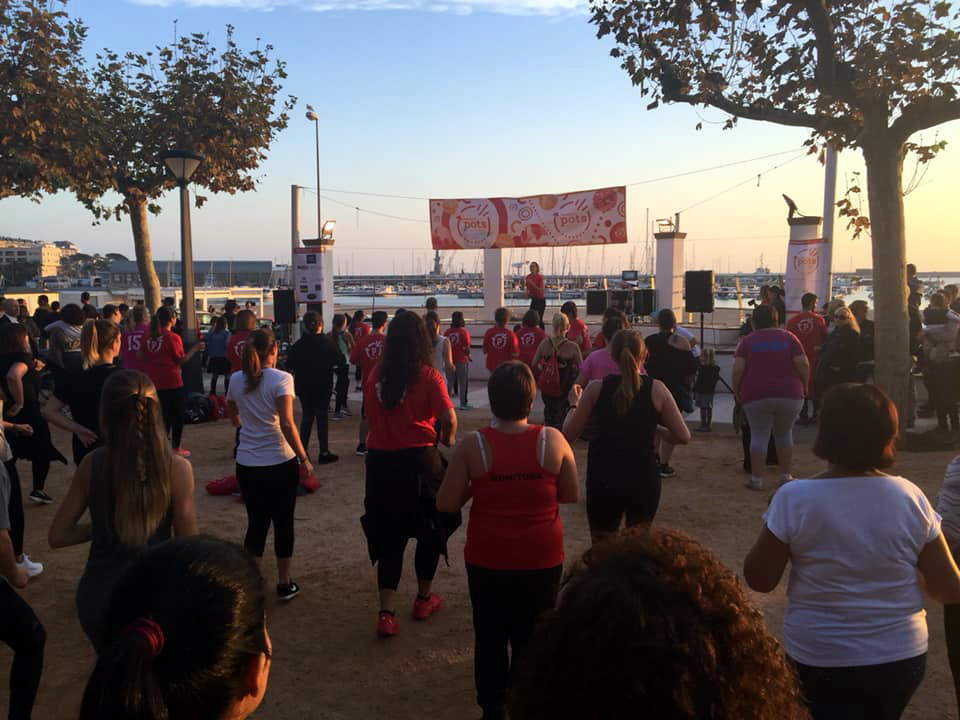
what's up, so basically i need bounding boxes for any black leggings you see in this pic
[530,298,546,329]
[238,458,299,558]
[542,394,568,430]
[0,582,45,720]
[4,459,23,557]
[586,476,661,538]
[334,366,349,412]
[299,390,332,455]
[157,388,185,449]
[793,654,925,720]
[467,564,561,714]
[929,362,959,431]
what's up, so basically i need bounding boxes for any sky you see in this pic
[4,0,960,275]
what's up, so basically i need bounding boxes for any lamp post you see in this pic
[305,105,322,243]
[160,148,203,392]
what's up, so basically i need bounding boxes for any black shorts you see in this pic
[586,478,661,536]
[207,356,231,374]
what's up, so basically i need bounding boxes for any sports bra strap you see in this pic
[474,430,489,473]
[538,425,547,468]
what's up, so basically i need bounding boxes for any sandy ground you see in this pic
[2,388,959,720]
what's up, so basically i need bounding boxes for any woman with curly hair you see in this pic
[745,383,960,720]
[509,527,807,720]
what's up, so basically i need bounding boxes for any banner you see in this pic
[785,235,830,315]
[293,248,325,304]
[430,186,627,250]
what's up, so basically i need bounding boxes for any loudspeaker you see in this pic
[609,290,631,313]
[586,290,608,316]
[684,270,715,313]
[273,289,297,324]
[634,288,656,317]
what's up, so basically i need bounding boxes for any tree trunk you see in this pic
[862,139,910,431]
[126,193,162,311]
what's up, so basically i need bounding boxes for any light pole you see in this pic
[306,105,322,243]
[160,148,203,392]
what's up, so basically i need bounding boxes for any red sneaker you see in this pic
[412,593,443,620]
[377,611,398,638]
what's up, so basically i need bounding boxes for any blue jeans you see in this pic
[793,654,926,720]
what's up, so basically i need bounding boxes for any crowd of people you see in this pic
[0,267,958,720]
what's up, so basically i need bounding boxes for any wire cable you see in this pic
[675,152,808,215]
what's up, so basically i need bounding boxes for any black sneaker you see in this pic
[29,490,53,505]
[277,581,300,601]
[659,464,676,478]
[317,452,339,465]
[355,443,367,456]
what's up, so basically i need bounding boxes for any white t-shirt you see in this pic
[764,475,941,667]
[227,368,296,467]
[674,325,701,358]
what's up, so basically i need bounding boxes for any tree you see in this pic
[0,0,93,201]
[105,252,129,262]
[0,261,40,287]
[76,27,295,309]
[590,0,960,423]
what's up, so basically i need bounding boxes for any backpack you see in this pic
[536,339,563,397]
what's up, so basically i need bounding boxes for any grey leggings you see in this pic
[743,397,803,455]
[454,362,469,407]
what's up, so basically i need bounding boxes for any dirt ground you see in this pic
[3,393,959,720]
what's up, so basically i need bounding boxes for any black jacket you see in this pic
[817,325,862,387]
[286,332,342,396]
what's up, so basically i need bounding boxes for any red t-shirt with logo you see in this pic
[140,330,185,391]
[364,365,453,451]
[515,326,546,367]
[120,323,148,372]
[464,425,562,570]
[785,311,827,362]
[526,273,545,300]
[444,327,472,365]
[227,330,250,373]
[483,326,519,372]
[566,318,591,354]
[350,332,385,379]
[593,332,607,350]
[352,322,370,342]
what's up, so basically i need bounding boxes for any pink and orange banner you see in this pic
[430,186,627,250]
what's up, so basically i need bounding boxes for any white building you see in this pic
[0,238,64,277]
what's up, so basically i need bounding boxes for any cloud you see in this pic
[129,0,585,15]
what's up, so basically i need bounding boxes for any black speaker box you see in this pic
[634,288,657,317]
[684,270,715,313]
[586,290,608,316]
[273,289,297,324]
[609,290,631,312]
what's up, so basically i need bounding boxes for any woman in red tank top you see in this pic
[439,361,578,720]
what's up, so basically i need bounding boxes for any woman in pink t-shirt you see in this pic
[574,313,630,386]
[732,305,809,491]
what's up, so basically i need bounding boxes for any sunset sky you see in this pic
[4,0,959,275]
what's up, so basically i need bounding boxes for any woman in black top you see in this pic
[42,320,122,465]
[816,306,862,393]
[0,324,66,504]
[643,309,697,478]
[563,330,689,542]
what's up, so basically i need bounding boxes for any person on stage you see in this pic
[526,262,546,330]
[360,312,457,638]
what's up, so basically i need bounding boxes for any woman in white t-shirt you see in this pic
[227,329,312,602]
[744,383,960,720]
[425,311,454,393]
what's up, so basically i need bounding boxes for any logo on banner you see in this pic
[456,201,496,248]
[792,247,821,275]
[554,198,592,240]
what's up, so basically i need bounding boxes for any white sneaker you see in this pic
[744,476,764,491]
[17,555,43,578]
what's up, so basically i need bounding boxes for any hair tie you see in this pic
[125,618,165,657]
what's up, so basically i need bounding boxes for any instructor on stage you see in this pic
[526,262,546,330]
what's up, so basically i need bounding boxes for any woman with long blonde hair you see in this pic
[563,330,689,541]
[531,313,582,429]
[50,370,197,650]
[227,328,312,602]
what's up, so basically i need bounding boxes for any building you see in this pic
[107,260,275,288]
[0,237,65,277]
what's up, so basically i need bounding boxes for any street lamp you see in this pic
[160,148,203,392]
[305,105,324,244]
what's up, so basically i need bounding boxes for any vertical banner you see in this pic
[784,217,828,315]
[293,248,325,304]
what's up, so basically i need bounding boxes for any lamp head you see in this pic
[321,220,336,243]
[160,149,203,183]
[305,110,319,121]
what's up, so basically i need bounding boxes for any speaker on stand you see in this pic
[633,289,657,320]
[586,290,609,316]
[273,289,297,324]
[684,270,715,348]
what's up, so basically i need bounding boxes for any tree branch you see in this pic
[891,97,960,142]
[802,0,854,101]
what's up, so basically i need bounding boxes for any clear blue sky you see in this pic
[4,0,959,274]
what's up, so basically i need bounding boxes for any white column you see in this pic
[784,216,824,316]
[820,146,838,301]
[482,248,503,321]
[320,247,335,330]
[290,185,302,341]
[654,231,686,317]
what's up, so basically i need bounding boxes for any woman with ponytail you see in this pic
[227,329,312,601]
[563,330,689,541]
[79,535,271,720]
[49,370,197,650]
[139,306,204,458]
[43,319,122,464]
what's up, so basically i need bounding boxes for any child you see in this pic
[444,311,472,411]
[482,307,519,373]
[693,347,721,432]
